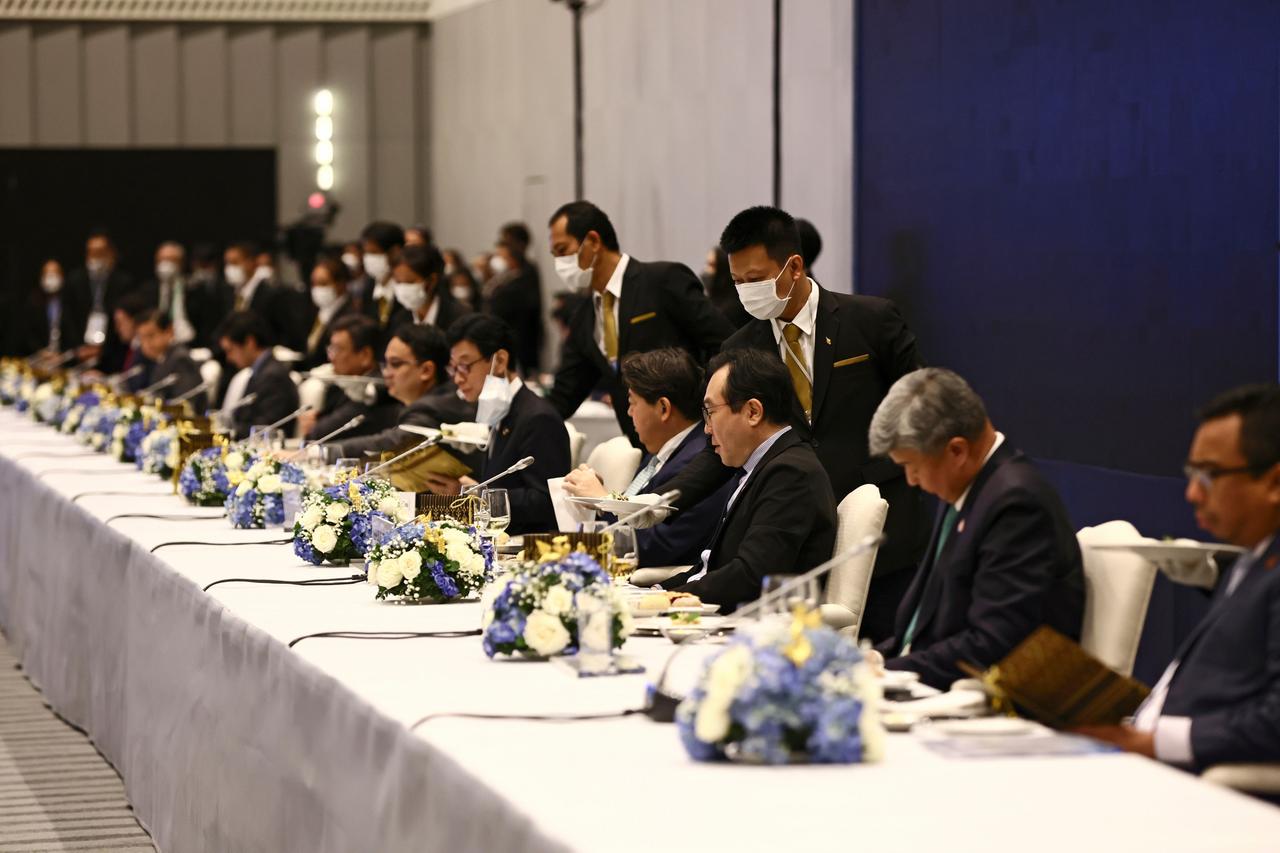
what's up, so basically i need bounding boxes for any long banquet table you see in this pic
[1,409,1279,852]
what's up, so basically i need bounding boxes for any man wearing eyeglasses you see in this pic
[1076,383,1280,773]
[323,323,475,461]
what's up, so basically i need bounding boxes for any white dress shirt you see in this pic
[624,423,697,495]
[240,267,271,308]
[1133,533,1275,766]
[687,425,793,583]
[592,254,630,358]
[955,432,1006,511]
[769,278,820,384]
[413,296,440,327]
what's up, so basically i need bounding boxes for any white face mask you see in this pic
[341,253,361,275]
[475,360,516,428]
[554,245,594,291]
[224,264,247,287]
[363,253,390,282]
[41,274,63,294]
[86,258,109,276]
[156,260,180,281]
[489,255,510,275]
[392,281,428,313]
[310,284,340,311]
[735,255,799,321]
[450,284,471,302]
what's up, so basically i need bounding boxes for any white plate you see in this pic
[932,717,1035,737]
[1090,540,1246,560]
[565,495,677,517]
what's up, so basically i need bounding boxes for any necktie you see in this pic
[601,290,619,362]
[782,323,812,420]
[900,505,959,653]
[234,291,245,311]
[622,454,663,497]
[379,295,393,326]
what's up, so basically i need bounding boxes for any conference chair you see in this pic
[564,421,587,468]
[197,358,222,409]
[1202,764,1280,797]
[583,436,642,495]
[821,484,888,636]
[1076,520,1158,677]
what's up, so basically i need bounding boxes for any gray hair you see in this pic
[869,368,988,456]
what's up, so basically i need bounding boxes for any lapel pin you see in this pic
[824,337,832,346]
[1266,555,1278,571]
[957,520,965,534]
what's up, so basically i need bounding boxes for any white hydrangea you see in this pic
[377,496,401,516]
[311,524,338,554]
[298,505,325,531]
[523,610,570,656]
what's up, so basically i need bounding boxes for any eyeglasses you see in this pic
[702,401,729,420]
[385,357,418,371]
[1183,462,1258,490]
[448,358,484,378]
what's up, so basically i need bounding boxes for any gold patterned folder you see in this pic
[966,626,1151,728]
[414,493,478,524]
[377,445,472,492]
[521,532,611,566]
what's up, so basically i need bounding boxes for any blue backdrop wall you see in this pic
[854,0,1280,680]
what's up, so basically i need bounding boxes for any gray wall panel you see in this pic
[275,25,323,225]
[131,25,180,145]
[179,25,228,146]
[0,24,34,145]
[228,26,276,147]
[370,26,418,225]
[323,24,372,238]
[33,24,82,145]
[82,24,131,145]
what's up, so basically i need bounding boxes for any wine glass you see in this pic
[482,488,510,538]
[760,575,819,619]
[608,524,638,583]
[249,425,283,451]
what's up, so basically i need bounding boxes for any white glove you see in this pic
[624,493,672,529]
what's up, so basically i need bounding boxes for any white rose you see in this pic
[523,610,570,657]
[311,524,338,554]
[257,473,283,494]
[366,560,381,585]
[246,461,268,481]
[706,644,754,699]
[225,451,245,471]
[694,695,733,743]
[541,584,574,617]
[299,505,325,531]
[376,560,404,589]
[325,502,350,523]
[400,550,422,580]
[377,496,401,516]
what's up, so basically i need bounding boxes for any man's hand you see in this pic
[297,411,318,438]
[1070,724,1156,758]
[423,473,462,496]
[563,464,608,498]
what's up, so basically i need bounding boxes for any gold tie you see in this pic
[234,293,245,312]
[782,323,812,420]
[601,291,619,361]
[379,296,393,326]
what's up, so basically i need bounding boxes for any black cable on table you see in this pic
[72,490,175,502]
[106,513,225,524]
[150,538,292,553]
[288,629,482,649]
[409,708,645,731]
[204,575,365,593]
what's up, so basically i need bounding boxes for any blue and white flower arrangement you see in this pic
[178,446,232,506]
[139,424,180,477]
[76,404,120,451]
[293,476,413,566]
[479,547,634,659]
[14,375,37,413]
[31,382,60,423]
[676,612,884,765]
[364,519,489,602]
[225,455,305,529]
[110,404,144,462]
[59,389,100,434]
[0,362,21,406]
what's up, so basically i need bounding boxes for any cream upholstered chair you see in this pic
[820,484,888,636]
[295,363,330,435]
[1202,764,1280,795]
[1076,520,1158,677]
[584,436,643,494]
[197,359,223,408]
[564,421,588,468]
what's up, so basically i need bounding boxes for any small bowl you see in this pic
[660,625,712,645]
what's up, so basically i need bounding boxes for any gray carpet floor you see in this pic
[0,633,155,852]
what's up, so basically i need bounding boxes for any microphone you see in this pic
[643,533,886,722]
[68,356,100,378]
[40,349,78,368]
[136,373,178,398]
[309,413,365,447]
[224,391,259,413]
[600,490,680,533]
[461,456,534,495]
[109,364,145,391]
[299,371,386,387]
[229,403,314,448]
[354,434,443,481]
[171,376,214,404]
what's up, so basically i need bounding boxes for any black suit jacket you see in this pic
[333,381,475,460]
[149,346,207,412]
[300,298,360,370]
[20,291,82,356]
[486,263,543,373]
[137,276,225,350]
[62,266,136,370]
[663,284,928,578]
[546,258,733,446]
[485,385,572,536]
[238,279,304,352]
[666,429,837,612]
[630,428,736,568]
[1161,534,1280,769]
[882,442,1086,690]
[305,372,403,443]
[230,354,300,440]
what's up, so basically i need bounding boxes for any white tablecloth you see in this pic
[1,410,1279,853]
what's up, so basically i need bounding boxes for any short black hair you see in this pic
[390,322,450,380]
[330,314,379,355]
[499,221,532,254]
[707,347,796,426]
[446,314,516,361]
[86,227,115,247]
[621,348,704,422]
[215,310,273,349]
[548,201,620,252]
[136,309,172,332]
[401,243,445,281]
[360,221,406,252]
[227,241,260,259]
[796,218,822,268]
[1199,383,1280,472]
[191,242,221,266]
[406,224,434,244]
[116,292,149,320]
[719,206,802,268]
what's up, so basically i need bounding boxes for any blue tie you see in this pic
[623,455,662,497]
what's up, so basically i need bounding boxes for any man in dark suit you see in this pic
[299,256,360,369]
[324,322,472,460]
[301,315,401,444]
[1076,384,1280,772]
[563,348,735,568]
[421,315,571,535]
[21,259,80,357]
[215,310,300,440]
[870,368,1085,690]
[484,222,544,374]
[137,241,211,349]
[358,221,407,343]
[135,309,207,411]
[649,206,928,642]
[545,201,733,447]
[62,229,137,369]
[389,244,472,334]
[223,242,304,353]
[661,349,838,612]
